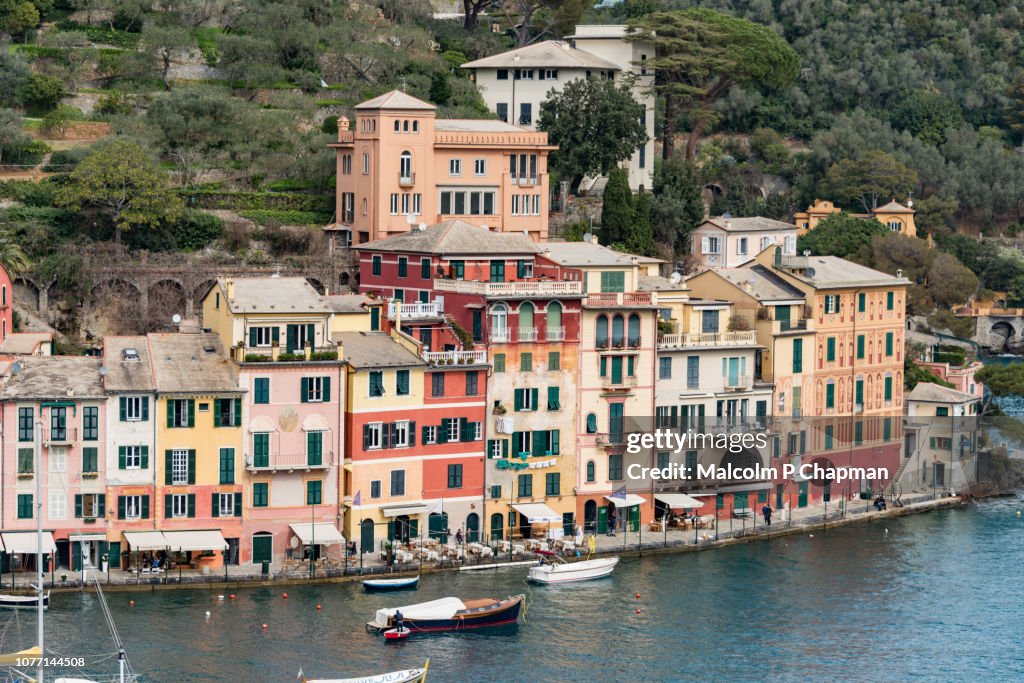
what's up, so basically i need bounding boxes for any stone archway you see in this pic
[146,279,186,332]
[85,278,142,337]
[990,321,1016,353]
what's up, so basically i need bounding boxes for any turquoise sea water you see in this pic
[14,497,1024,682]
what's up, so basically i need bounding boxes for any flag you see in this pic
[353,490,361,506]
[610,484,627,502]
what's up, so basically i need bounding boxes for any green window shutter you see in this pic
[164,494,173,519]
[886,332,893,356]
[514,390,522,411]
[793,338,803,373]
[826,384,835,409]
[234,492,242,517]
[887,291,894,310]
[118,446,126,470]
[99,495,106,517]
[856,380,864,406]
[141,495,150,519]
[858,292,865,312]
[212,493,220,518]
[249,328,258,347]
[214,399,222,426]
[75,494,82,518]
[187,449,196,485]
[551,430,560,454]
[502,439,509,458]
[600,356,607,377]
[83,447,97,472]
[187,493,195,518]
[307,324,314,348]
[521,353,532,371]
[826,338,835,361]
[300,377,309,403]
[547,386,559,410]
[548,352,560,370]
[531,388,538,409]
[234,397,241,426]
[220,448,235,484]
[187,399,195,427]
[272,327,280,345]
[164,450,173,485]
[141,446,149,469]
[857,335,864,359]
[142,397,149,421]
[118,496,126,520]
[322,377,331,403]
[885,377,893,400]
[119,397,127,421]
[532,431,544,457]
[486,439,495,458]
[494,354,505,373]
[166,401,174,428]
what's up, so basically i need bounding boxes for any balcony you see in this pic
[658,330,757,349]
[594,432,627,447]
[491,329,510,343]
[584,292,656,307]
[511,175,539,186]
[246,451,332,473]
[723,375,753,390]
[388,301,442,320]
[423,349,487,365]
[43,427,77,445]
[242,346,340,363]
[601,375,638,390]
[434,279,583,297]
[773,318,812,334]
[517,328,538,342]
[545,326,565,342]
[398,172,416,187]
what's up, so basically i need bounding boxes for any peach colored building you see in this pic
[795,198,918,238]
[691,217,798,270]
[328,90,554,245]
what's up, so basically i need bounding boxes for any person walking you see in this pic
[762,504,772,526]
[455,527,464,545]
[608,508,617,537]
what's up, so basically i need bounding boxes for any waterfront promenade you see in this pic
[7,490,962,593]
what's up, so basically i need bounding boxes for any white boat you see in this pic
[0,592,48,609]
[303,660,428,683]
[362,575,419,591]
[527,556,619,584]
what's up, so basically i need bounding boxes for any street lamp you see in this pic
[511,54,520,125]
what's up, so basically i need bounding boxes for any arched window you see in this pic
[490,303,509,342]
[465,512,479,543]
[596,315,608,348]
[518,302,535,341]
[888,220,901,232]
[627,314,640,347]
[399,151,412,181]
[412,121,419,132]
[586,460,595,482]
[585,412,597,433]
[545,302,563,341]
[489,513,503,541]
[394,120,400,132]
[403,120,409,132]
[612,315,625,346]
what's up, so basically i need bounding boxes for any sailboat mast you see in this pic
[35,420,44,683]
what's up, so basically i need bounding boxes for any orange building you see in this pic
[328,90,554,246]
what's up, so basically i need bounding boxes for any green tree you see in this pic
[926,251,978,308]
[977,363,1024,398]
[538,78,647,190]
[429,71,452,106]
[627,9,798,159]
[1006,73,1024,144]
[0,108,31,167]
[0,0,39,37]
[19,73,65,114]
[651,154,704,254]
[0,230,29,276]
[41,104,84,137]
[889,89,963,146]
[797,213,888,261]
[142,24,193,90]
[820,150,918,212]
[0,51,31,107]
[600,167,633,246]
[626,190,655,256]
[56,139,183,242]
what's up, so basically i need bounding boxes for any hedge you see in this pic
[179,190,332,213]
[239,209,330,226]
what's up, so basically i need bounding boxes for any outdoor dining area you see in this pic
[649,493,714,532]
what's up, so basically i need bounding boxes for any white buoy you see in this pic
[809,534,814,538]
[885,529,889,533]
[205,611,211,618]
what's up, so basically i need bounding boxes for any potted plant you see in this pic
[493,403,507,415]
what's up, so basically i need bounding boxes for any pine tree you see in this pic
[600,167,633,246]
[626,191,656,256]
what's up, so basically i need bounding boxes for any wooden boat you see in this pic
[527,555,619,584]
[0,591,48,609]
[362,575,419,591]
[384,627,411,640]
[366,595,524,633]
[303,660,428,683]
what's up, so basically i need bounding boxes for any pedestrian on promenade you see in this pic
[608,508,617,536]
[762,504,772,526]
[455,528,464,545]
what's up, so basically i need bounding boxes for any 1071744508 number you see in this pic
[16,656,85,667]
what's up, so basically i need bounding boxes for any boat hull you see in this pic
[369,596,523,633]
[363,576,419,591]
[0,592,48,609]
[527,557,619,584]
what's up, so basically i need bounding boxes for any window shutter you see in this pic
[119,397,127,421]
[307,324,315,349]
[165,450,173,485]
[514,390,522,411]
[99,495,106,517]
[141,446,149,469]
[362,424,370,450]
[187,400,195,427]
[423,425,430,444]
[249,328,258,347]
[187,449,196,485]
[212,493,220,517]
[502,439,509,458]
[234,397,241,426]
[531,388,538,410]
[214,399,222,426]
[551,430,560,455]
[322,377,331,403]
[287,325,296,353]
[164,495,173,519]
[118,446,126,470]
[409,421,416,446]
[800,430,806,454]
[187,493,195,518]
[141,495,150,519]
[532,431,543,457]
[701,236,710,253]
[382,423,391,449]
[459,417,468,441]
[438,419,448,444]
[166,401,174,428]
[234,492,242,517]
[300,377,309,403]
[272,327,279,345]
[142,397,149,421]
[118,496,126,520]
[75,494,82,518]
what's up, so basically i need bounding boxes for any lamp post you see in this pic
[35,420,44,683]
[511,54,520,125]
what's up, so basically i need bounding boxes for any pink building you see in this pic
[0,356,107,573]
[0,263,12,342]
[328,90,553,246]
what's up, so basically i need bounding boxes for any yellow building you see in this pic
[795,198,918,238]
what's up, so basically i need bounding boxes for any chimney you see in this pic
[338,116,350,140]
[324,286,330,297]
[591,235,599,245]
[225,278,235,301]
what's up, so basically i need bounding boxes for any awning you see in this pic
[1,532,57,555]
[302,414,330,432]
[162,530,228,551]
[69,533,107,542]
[655,493,704,509]
[123,531,168,551]
[511,503,562,523]
[381,503,432,518]
[249,415,276,433]
[604,494,646,508]
[290,523,345,546]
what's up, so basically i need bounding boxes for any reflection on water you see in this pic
[9,498,1024,682]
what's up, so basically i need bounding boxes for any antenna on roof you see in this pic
[583,232,593,243]
[99,366,108,376]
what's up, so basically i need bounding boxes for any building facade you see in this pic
[691,217,798,270]
[795,198,918,238]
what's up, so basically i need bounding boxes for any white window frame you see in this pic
[124,396,144,421]
[490,440,502,458]
[449,159,462,176]
[737,236,748,256]
[825,295,839,314]
[125,495,141,520]
[367,422,383,450]
[172,449,188,485]
[82,493,101,518]
[424,425,437,444]
[784,235,796,254]
[473,421,482,440]
[219,493,234,516]
[49,489,66,520]
[447,419,460,443]
[49,446,66,473]
[307,377,325,403]
[390,193,399,215]
[125,445,143,469]
[512,195,520,215]
[532,195,540,215]
[171,493,188,518]
[252,326,273,347]
[413,193,421,215]
[707,236,720,254]
[760,236,772,250]
[393,420,410,448]
[516,431,531,455]
[401,193,410,215]
[520,388,535,411]
[474,159,486,175]
[362,153,369,174]
[521,261,534,278]
[888,220,901,232]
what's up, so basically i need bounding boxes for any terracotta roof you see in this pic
[0,356,104,400]
[461,41,620,70]
[147,333,241,394]
[336,332,425,369]
[907,382,976,404]
[355,90,436,111]
[359,220,540,256]
[103,336,155,392]
[873,200,915,213]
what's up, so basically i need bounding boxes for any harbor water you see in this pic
[15,496,1024,682]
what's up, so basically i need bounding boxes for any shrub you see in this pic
[95,91,133,116]
[179,190,332,213]
[321,115,338,135]
[42,147,90,172]
[41,104,84,136]
[20,74,66,114]
[310,351,338,361]
[174,210,224,251]
[0,180,60,207]
[239,209,329,226]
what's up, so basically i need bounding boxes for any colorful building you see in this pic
[795,198,918,238]
[904,382,980,494]
[691,217,798,270]
[0,355,106,573]
[328,91,554,245]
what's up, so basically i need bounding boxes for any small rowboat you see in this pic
[362,576,419,591]
[0,592,48,609]
[303,659,428,683]
[384,627,411,640]
[527,555,619,584]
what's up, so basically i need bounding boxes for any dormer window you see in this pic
[122,348,140,362]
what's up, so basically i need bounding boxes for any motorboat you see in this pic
[0,592,48,609]
[367,595,524,633]
[362,576,419,591]
[302,660,428,683]
[527,554,619,584]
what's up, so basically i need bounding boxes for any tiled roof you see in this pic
[873,200,914,213]
[147,333,241,394]
[711,264,806,301]
[103,336,155,392]
[0,356,104,400]
[337,332,425,369]
[359,220,540,255]
[461,41,620,70]
[220,277,333,314]
[0,332,52,355]
[324,294,374,314]
[907,382,976,404]
[702,216,797,232]
[355,90,436,111]
[783,256,909,289]
[541,242,638,267]
[434,119,524,133]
